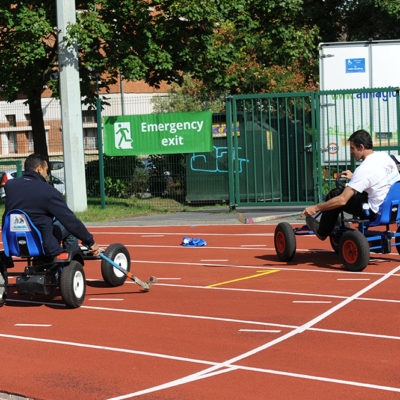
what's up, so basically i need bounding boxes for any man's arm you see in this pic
[301,186,356,217]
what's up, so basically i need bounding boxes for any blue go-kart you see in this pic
[274,179,400,272]
[0,209,132,308]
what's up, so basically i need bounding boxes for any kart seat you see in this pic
[2,209,45,258]
[367,181,400,227]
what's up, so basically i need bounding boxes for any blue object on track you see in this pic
[181,237,208,247]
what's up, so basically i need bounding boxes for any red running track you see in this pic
[0,223,399,399]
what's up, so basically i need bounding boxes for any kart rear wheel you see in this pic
[101,243,130,287]
[60,260,86,308]
[339,230,370,272]
[274,222,296,261]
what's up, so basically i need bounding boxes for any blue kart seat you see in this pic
[2,209,45,258]
[367,181,400,227]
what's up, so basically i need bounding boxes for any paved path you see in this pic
[87,206,306,227]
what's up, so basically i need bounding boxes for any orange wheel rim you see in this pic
[343,240,358,263]
[276,231,286,253]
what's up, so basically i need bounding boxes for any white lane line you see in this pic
[0,333,217,366]
[14,329,397,397]
[239,329,281,333]
[14,324,52,327]
[156,278,182,280]
[131,259,400,277]
[84,231,274,237]
[337,279,371,281]
[293,301,332,304]
[111,264,400,399]
[88,298,124,301]
[6,299,400,342]
[140,235,165,237]
[139,281,400,303]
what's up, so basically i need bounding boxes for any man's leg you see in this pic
[311,187,344,239]
[53,219,80,252]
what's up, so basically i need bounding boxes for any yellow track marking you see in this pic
[207,269,279,287]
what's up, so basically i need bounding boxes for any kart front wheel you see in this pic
[274,222,296,261]
[339,230,370,272]
[101,243,130,287]
[60,260,86,308]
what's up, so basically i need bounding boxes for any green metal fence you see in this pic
[226,87,400,208]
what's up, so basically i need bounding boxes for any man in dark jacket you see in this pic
[2,153,99,257]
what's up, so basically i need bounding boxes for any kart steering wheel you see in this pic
[335,172,348,190]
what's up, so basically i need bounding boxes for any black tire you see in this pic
[101,243,130,287]
[339,230,370,272]
[330,220,350,255]
[274,222,296,261]
[395,226,400,255]
[60,260,86,308]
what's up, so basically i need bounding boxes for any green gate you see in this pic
[227,87,400,208]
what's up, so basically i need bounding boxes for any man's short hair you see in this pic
[348,129,373,150]
[24,153,47,172]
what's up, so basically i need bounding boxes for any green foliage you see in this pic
[86,155,140,197]
[152,75,225,113]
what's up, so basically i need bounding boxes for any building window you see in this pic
[25,114,31,126]
[6,115,16,127]
[82,110,96,124]
[26,132,34,152]
[84,128,98,150]
[8,132,17,153]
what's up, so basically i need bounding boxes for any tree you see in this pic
[0,1,220,157]
[0,2,58,158]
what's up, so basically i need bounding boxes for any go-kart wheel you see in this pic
[60,260,86,308]
[274,222,296,261]
[330,220,350,255]
[330,235,340,255]
[101,243,130,287]
[395,226,400,255]
[339,230,370,272]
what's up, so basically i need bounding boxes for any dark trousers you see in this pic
[52,219,80,252]
[318,189,375,237]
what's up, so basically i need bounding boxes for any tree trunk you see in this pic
[28,90,49,160]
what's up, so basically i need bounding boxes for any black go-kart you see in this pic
[274,176,400,272]
[0,209,132,308]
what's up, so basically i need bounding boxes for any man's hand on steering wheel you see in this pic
[335,170,352,189]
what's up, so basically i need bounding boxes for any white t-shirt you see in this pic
[348,152,400,212]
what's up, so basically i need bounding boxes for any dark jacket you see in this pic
[2,171,94,256]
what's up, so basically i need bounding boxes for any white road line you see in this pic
[111,264,400,399]
[239,329,281,333]
[293,301,332,304]
[14,324,52,327]
[15,329,397,397]
[85,231,275,236]
[6,299,400,342]
[88,298,124,301]
[140,235,165,237]
[131,259,400,277]
[240,244,267,247]
[337,279,371,281]
[156,278,182,280]
[140,281,400,303]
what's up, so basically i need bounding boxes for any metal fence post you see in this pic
[96,87,106,209]
[226,96,235,209]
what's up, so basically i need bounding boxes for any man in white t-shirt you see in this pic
[301,129,400,240]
